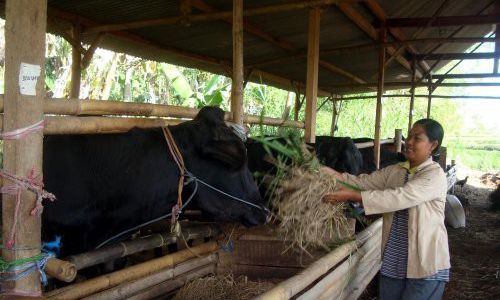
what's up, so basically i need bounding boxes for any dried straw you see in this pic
[173,274,274,300]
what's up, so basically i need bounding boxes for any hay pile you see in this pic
[260,137,351,254]
[173,274,274,300]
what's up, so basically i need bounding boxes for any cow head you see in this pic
[175,107,267,226]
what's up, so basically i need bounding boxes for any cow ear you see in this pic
[200,140,247,171]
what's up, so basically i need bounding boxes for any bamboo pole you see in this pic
[354,138,394,149]
[45,242,218,300]
[254,219,382,300]
[304,8,321,144]
[296,230,381,300]
[416,52,499,60]
[336,94,500,101]
[66,223,220,271]
[231,0,244,125]
[45,258,77,283]
[494,2,500,73]
[127,264,216,300]
[70,23,81,99]
[374,27,386,170]
[342,258,382,300]
[2,0,47,295]
[328,81,500,89]
[81,254,217,300]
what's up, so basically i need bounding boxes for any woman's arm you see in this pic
[322,165,394,191]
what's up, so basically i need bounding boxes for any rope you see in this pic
[0,120,44,140]
[0,120,55,249]
[0,252,53,287]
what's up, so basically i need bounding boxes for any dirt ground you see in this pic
[443,167,500,300]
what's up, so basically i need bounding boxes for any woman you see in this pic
[322,119,450,300]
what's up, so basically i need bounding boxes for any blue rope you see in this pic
[0,252,53,286]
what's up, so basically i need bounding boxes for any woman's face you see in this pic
[405,124,438,165]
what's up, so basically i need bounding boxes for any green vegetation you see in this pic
[0,24,497,172]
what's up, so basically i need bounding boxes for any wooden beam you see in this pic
[47,7,333,97]
[494,1,500,73]
[416,52,500,60]
[2,0,47,295]
[317,37,500,57]
[364,0,430,73]
[427,74,433,118]
[432,73,500,79]
[385,14,500,28]
[408,60,416,137]
[336,2,422,78]
[374,27,386,170]
[70,23,81,99]
[85,0,361,33]
[304,8,321,144]
[190,0,365,85]
[330,98,339,137]
[337,94,500,100]
[231,0,244,125]
[81,32,105,69]
[328,81,500,89]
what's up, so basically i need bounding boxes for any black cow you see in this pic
[352,138,406,173]
[42,107,266,256]
[245,136,363,175]
[314,136,363,175]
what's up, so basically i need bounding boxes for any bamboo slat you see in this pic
[82,254,217,300]
[126,264,216,300]
[45,241,217,300]
[66,223,220,270]
[253,219,382,300]
[354,138,394,149]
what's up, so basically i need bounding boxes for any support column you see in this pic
[408,59,416,136]
[70,24,81,99]
[304,8,321,143]
[494,1,500,73]
[2,0,47,295]
[395,129,403,153]
[374,27,386,170]
[330,98,338,137]
[427,74,433,118]
[294,87,301,121]
[231,0,244,125]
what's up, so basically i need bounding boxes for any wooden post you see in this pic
[330,98,338,137]
[231,0,244,125]
[294,87,301,121]
[2,0,47,296]
[408,59,416,136]
[70,23,81,99]
[395,129,403,152]
[492,1,500,73]
[427,74,433,118]
[374,27,386,170]
[304,8,321,143]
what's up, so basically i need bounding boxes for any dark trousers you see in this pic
[379,275,446,300]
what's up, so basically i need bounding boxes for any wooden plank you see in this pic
[374,27,386,170]
[2,0,47,296]
[231,0,244,125]
[304,8,321,143]
[385,14,500,27]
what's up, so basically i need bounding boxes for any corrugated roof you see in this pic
[1,0,495,95]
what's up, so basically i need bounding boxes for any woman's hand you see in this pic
[320,166,344,181]
[322,184,362,204]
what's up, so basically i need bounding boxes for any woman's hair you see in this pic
[414,118,444,155]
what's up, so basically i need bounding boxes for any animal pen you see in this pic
[0,0,499,298]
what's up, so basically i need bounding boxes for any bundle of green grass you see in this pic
[256,133,352,255]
